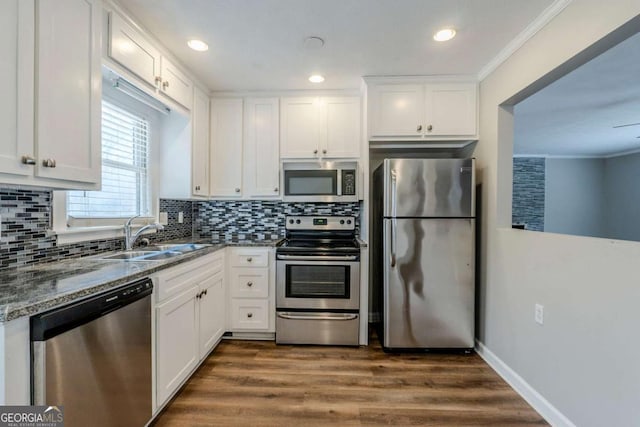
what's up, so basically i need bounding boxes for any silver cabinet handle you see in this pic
[274,187,278,192]
[247,313,253,318]
[195,185,200,191]
[247,281,253,287]
[313,149,318,154]
[42,159,56,168]
[155,76,162,85]
[417,125,422,132]
[427,124,433,131]
[277,312,358,321]
[246,257,252,262]
[322,149,327,154]
[21,156,36,165]
[162,80,169,90]
[235,188,241,193]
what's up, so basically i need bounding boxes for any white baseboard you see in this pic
[475,340,576,427]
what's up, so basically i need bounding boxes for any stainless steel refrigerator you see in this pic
[372,158,475,350]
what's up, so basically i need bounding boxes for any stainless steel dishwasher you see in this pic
[31,278,153,427]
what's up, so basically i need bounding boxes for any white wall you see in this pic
[544,158,605,237]
[604,152,640,241]
[476,2,640,426]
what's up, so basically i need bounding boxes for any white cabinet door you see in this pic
[244,97,280,198]
[424,83,477,137]
[0,0,33,177]
[198,271,225,360]
[192,87,210,197]
[108,11,161,87]
[321,97,361,158]
[35,0,101,185]
[156,286,199,406]
[280,97,320,159]
[369,84,424,137]
[210,98,243,197]
[160,57,193,109]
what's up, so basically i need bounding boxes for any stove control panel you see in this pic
[285,216,355,231]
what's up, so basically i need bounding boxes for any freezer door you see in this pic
[383,158,475,218]
[383,218,474,349]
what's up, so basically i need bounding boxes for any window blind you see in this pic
[67,100,151,219]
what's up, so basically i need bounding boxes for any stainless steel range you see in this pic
[276,216,360,345]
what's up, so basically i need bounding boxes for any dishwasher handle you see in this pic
[31,278,153,341]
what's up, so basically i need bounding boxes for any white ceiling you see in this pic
[119,0,555,91]
[514,31,640,158]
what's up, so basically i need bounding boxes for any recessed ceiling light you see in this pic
[309,74,325,83]
[187,39,209,52]
[433,28,456,42]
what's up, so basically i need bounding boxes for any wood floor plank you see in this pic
[153,336,548,426]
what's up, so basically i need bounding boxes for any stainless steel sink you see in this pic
[98,243,211,261]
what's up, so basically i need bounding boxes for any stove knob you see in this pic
[347,220,352,225]
[340,220,345,225]
[296,219,301,224]
[289,219,294,224]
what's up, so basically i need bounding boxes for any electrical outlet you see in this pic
[178,212,184,224]
[159,212,168,225]
[535,304,544,325]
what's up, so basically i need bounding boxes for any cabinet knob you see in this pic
[203,289,208,296]
[247,281,253,287]
[155,76,162,85]
[322,149,327,154]
[247,313,253,318]
[247,257,253,262]
[313,149,318,154]
[235,188,241,193]
[162,80,170,90]
[417,125,422,132]
[274,187,278,192]
[21,156,36,165]
[195,185,200,191]
[427,124,433,131]
[42,159,56,168]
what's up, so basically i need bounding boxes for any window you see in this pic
[67,100,151,224]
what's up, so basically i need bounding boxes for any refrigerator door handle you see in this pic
[390,218,397,268]
[391,169,398,218]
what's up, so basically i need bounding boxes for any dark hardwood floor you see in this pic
[153,334,547,426]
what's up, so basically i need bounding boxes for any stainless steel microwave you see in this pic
[282,161,359,202]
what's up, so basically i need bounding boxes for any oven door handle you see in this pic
[276,254,358,261]
[277,312,358,321]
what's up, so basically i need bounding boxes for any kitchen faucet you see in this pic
[124,215,164,250]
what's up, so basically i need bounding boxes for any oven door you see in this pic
[276,255,360,311]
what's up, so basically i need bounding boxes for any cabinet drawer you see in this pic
[230,267,268,298]
[229,248,269,267]
[230,299,269,330]
[155,251,224,302]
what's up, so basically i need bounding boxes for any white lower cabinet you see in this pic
[227,247,274,333]
[154,251,225,408]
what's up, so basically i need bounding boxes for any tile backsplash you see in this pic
[0,185,360,270]
[194,200,360,240]
[0,187,193,270]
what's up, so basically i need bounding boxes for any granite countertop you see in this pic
[0,238,282,323]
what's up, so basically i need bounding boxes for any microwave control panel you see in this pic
[341,170,356,196]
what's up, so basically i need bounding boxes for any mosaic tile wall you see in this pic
[194,200,361,240]
[512,157,545,231]
[0,186,193,270]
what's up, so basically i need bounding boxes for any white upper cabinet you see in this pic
[191,86,210,197]
[0,0,101,189]
[281,96,361,159]
[367,79,478,140]
[107,11,192,109]
[159,57,193,109]
[35,0,102,185]
[322,97,361,158]
[244,97,280,198]
[0,0,33,178]
[108,11,160,87]
[210,98,243,197]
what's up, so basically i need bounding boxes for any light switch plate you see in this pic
[159,212,168,225]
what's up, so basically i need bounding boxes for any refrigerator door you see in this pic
[383,158,475,218]
[383,218,474,349]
